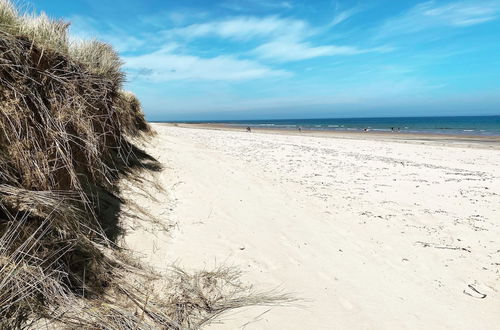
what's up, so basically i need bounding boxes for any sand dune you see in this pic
[123,124,500,329]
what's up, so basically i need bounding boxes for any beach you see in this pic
[123,123,500,329]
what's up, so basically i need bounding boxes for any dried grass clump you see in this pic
[0,0,150,326]
[160,267,291,328]
[0,0,290,328]
[18,13,69,52]
[0,0,122,83]
[116,90,151,135]
[0,1,69,53]
[70,40,124,86]
[0,0,17,28]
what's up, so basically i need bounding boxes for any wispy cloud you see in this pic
[331,9,355,26]
[330,4,364,27]
[124,44,289,82]
[378,0,500,37]
[165,16,310,41]
[164,15,390,62]
[254,39,393,62]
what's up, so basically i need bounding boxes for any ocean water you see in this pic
[203,116,500,136]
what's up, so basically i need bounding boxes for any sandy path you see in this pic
[123,125,500,329]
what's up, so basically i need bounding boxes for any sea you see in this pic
[192,115,500,136]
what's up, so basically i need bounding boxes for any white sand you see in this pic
[123,124,500,329]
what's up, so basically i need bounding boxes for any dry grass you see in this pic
[0,0,291,328]
[70,40,124,86]
[1,1,69,52]
[18,12,69,52]
[0,0,18,29]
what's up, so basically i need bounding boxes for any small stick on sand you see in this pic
[415,241,471,253]
[463,284,487,299]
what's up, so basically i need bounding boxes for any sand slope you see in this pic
[123,125,500,329]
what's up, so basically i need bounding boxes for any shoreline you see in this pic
[155,122,500,150]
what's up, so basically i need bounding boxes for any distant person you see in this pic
[363,128,368,132]
[298,126,302,133]
[246,126,251,133]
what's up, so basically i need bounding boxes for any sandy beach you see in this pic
[122,123,500,329]
[3,0,500,327]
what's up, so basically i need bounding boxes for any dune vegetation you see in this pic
[0,0,287,328]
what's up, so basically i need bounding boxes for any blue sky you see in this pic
[31,0,500,120]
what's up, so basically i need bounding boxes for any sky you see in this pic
[29,0,500,120]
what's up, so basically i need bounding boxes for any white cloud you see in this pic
[331,10,354,26]
[378,1,500,37]
[164,15,391,63]
[124,44,289,81]
[253,39,393,62]
[330,5,364,27]
[254,40,360,61]
[165,16,310,40]
[424,2,499,26]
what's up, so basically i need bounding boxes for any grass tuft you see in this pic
[70,39,124,86]
[18,12,69,52]
[0,0,17,28]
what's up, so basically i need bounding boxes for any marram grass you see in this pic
[0,0,290,328]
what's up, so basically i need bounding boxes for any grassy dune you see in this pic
[0,1,287,328]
